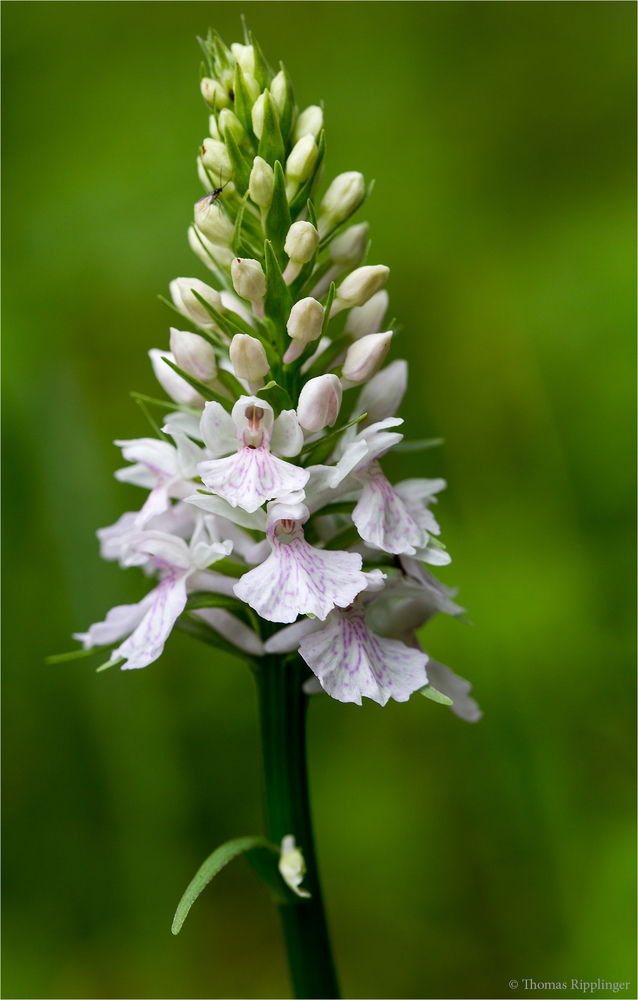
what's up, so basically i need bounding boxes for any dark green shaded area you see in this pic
[2,2,635,998]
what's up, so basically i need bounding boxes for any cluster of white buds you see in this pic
[75,27,479,727]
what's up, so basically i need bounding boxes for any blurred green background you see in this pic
[2,2,635,998]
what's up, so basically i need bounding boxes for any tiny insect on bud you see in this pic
[194,195,235,247]
[332,265,389,315]
[231,257,267,304]
[229,334,270,388]
[341,331,393,388]
[294,104,323,143]
[230,42,255,78]
[284,296,324,363]
[201,138,232,179]
[345,289,389,339]
[200,77,231,110]
[318,171,365,237]
[169,328,218,384]
[297,374,342,433]
[170,277,223,327]
[249,156,275,208]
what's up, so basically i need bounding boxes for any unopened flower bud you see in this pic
[149,349,205,408]
[170,277,222,327]
[278,835,311,899]
[249,156,275,208]
[201,138,232,179]
[200,78,231,110]
[207,114,221,141]
[285,221,320,263]
[341,331,393,388]
[294,105,323,143]
[251,92,267,140]
[194,195,235,246]
[284,297,324,363]
[286,136,318,187]
[231,257,266,304]
[345,289,389,339]
[333,265,389,314]
[270,70,287,114]
[318,171,365,237]
[218,108,246,146]
[189,225,235,270]
[230,42,255,77]
[229,334,269,386]
[242,72,260,102]
[329,222,369,266]
[169,328,218,384]
[353,358,408,426]
[297,374,342,433]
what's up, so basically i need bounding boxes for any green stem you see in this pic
[255,654,341,1000]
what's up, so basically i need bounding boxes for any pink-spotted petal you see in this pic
[114,571,189,670]
[198,447,309,513]
[73,590,157,649]
[298,604,429,706]
[234,527,367,623]
[352,462,423,555]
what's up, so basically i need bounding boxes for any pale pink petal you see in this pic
[114,571,189,670]
[424,660,482,723]
[199,401,238,457]
[298,604,429,706]
[234,524,367,623]
[73,590,157,649]
[198,447,309,513]
[263,618,324,653]
[185,491,267,532]
[271,410,304,457]
[193,608,265,657]
[352,462,423,555]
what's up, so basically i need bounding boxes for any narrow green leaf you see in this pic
[289,130,325,218]
[276,63,295,143]
[206,557,246,578]
[135,396,168,440]
[301,412,367,464]
[232,191,250,255]
[161,357,233,411]
[256,381,294,413]
[321,282,336,335]
[393,438,444,453]
[172,836,280,935]
[96,657,124,673]
[303,329,352,383]
[212,30,232,74]
[215,368,244,400]
[265,160,292,263]
[185,592,246,613]
[250,32,272,90]
[46,645,112,665]
[224,126,251,195]
[189,289,257,340]
[311,501,357,518]
[264,239,292,351]
[257,90,285,167]
[420,685,453,706]
[234,64,257,144]
[323,525,360,551]
[129,392,201,416]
